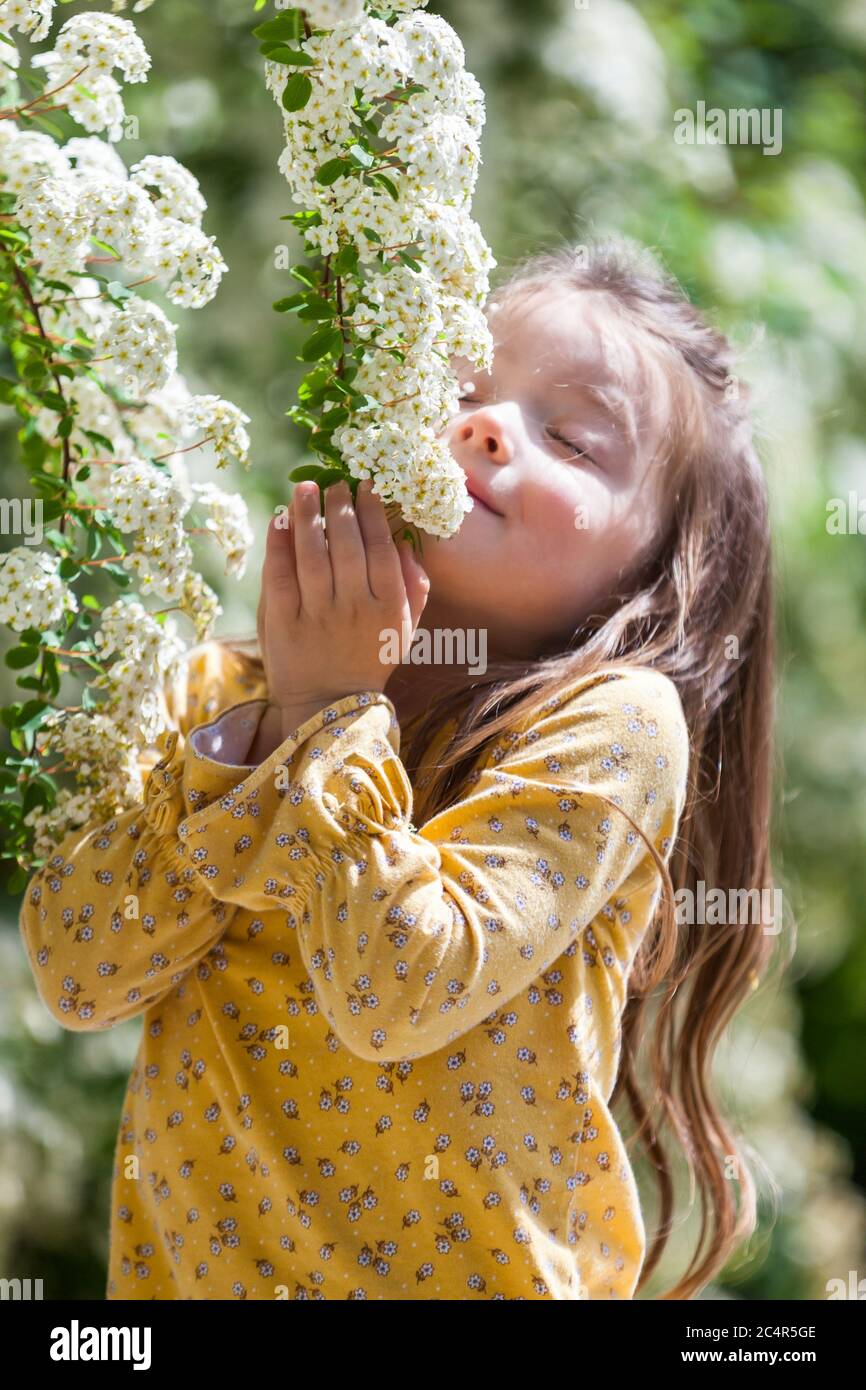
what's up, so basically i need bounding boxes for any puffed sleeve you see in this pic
[176,666,690,1062]
[17,642,264,1032]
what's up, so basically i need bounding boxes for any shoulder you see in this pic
[570,664,688,736]
[565,665,690,814]
[165,639,267,738]
[491,664,690,818]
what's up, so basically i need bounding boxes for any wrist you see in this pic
[276,693,364,740]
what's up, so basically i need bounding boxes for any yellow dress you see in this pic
[18,641,689,1300]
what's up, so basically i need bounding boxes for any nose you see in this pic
[451,404,516,463]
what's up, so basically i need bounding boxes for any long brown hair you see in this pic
[229,233,789,1298]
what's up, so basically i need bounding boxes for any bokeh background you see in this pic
[1,0,865,1298]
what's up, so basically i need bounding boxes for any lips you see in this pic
[466,482,504,517]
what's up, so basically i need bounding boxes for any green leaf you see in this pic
[58,557,79,580]
[22,777,53,816]
[316,157,350,186]
[18,701,50,735]
[281,73,312,112]
[300,325,343,362]
[372,172,400,201]
[5,647,39,671]
[289,265,318,288]
[298,300,336,322]
[104,565,132,588]
[83,429,115,452]
[252,13,303,43]
[313,440,345,466]
[5,866,28,896]
[106,279,134,305]
[349,144,375,168]
[288,466,347,491]
[333,245,360,277]
[397,251,423,272]
[272,293,306,313]
[89,237,121,260]
[42,651,60,697]
[320,406,350,428]
[262,46,315,66]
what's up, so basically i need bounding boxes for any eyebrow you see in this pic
[549,368,640,457]
[465,337,642,458]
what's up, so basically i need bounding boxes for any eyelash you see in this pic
[458,397,597,468]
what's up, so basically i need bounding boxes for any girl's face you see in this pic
[420,289,673,660]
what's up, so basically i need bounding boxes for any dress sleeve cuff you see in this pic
[176,689,401,845]
[189,698,268,768]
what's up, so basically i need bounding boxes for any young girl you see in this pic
[19,234,779,1301]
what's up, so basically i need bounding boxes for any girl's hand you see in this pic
[250,478,429,759]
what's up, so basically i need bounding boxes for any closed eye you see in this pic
[546,426,598,467]
[459,398,599,468]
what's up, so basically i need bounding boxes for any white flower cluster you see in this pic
[19,587,225,863]
[9,135,228,308]
[90,295,177,397]
[106,459,252,609]
[265,1,495,538]
[0,1,55,46]
[304,0,427,26]
[0,3,253,860]
[182,394,252,471]
[0,0,154,54]
[31,13,150,141]
[93,599,185,742]
[0,548,79,631]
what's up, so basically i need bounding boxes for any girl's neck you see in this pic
[385,659,479,729]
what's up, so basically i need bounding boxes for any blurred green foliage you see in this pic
[1,0,864,1299]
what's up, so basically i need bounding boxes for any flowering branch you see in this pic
[257,0,496,541]
[0,1,254,882]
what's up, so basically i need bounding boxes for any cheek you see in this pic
[526,471,612,550]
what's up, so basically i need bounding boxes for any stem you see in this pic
[0,65,89,120]
[335,274,346,379]
[8,255,73,533]
[153,435,215,462]
[35,274,156,309]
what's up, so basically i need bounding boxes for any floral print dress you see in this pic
[19,641,689,1300]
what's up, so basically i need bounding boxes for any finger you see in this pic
[256,553,266,646]
[324,479,368,597]
[263,509,299,615]
[355,478,403,600]
[396,538,430,645]
[292,481,333,608]
[398,538,430,620]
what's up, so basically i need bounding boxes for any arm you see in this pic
[176,665,690,1062]
[17,644,264,1032]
